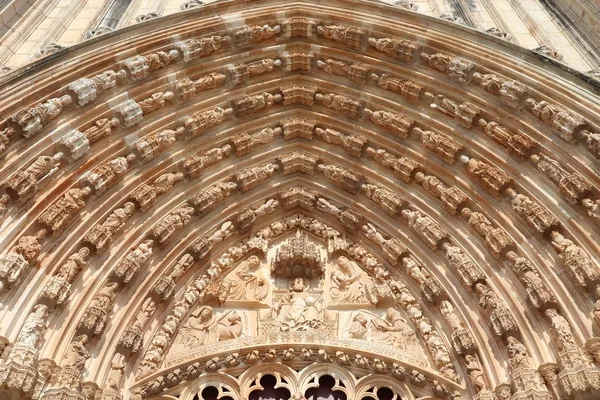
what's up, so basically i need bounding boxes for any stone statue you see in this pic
[223,256,267,301]
[402,209,448,250]
[531,153,591,204]
[83,202,136,253]
[316,93,364,119]
[123,50,178,81]
[184,106,232,138]
[505,251,556,310]
[0,194,8,219]
[475,283,518,337]
[368,37,420,63]
[370,308,417,352]
[317,25,366,49]
[463,157,512,195]
[10,96,71,138]
[182,144,232,178]
[461,208,514,259]
[191,181,238,216]
[151,206,195,245]
[83,118,119,144]
[581,130,600,158]
[329,256,374,305]
[37,187,92,235]
[5,153,63,201]
[318,163,364,194]
[176,35,230,62]
[78,282,119,336]
[138,91,174,114]
[111,239,154,285]
[85,153,136,194]
[0,229,47,292]
[135,127,182,162]
[12,304,49,352]
[232,127,279,156]
[363,108,413,138]
[314,127,366,157]
[130,172,184,212]
[347,314,368,339]
[416,127,462,163]
[274,277,321,331]
[0,126,13,155]
[545,309,578,352]
[235,163,279,192]
[507,189,559,235]
[465,355,486,392]
[583,198,600,225]
[551,231,599,288]
[39,247,90,307]
[56,334,89,390]
[317,58,372,84]
[231,92,281,117]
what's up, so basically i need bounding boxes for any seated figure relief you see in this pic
[173,307,243,351]
[223,256,268,304]
[274,277,322,332]
[329,256,377,307]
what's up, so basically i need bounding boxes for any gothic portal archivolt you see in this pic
[1,1,600,399]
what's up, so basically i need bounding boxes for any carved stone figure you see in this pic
[531,153,592,204]
[10,96,72,138]
[151,254,194,301]
[545,309,578,352]
[184,106,232,138]
[0,194,8,219]
[314,127,366,157]
[130,172,184,211]
[227,59,280,84]
[77,283,118,336]
[232,127,280,156]
[281,117,316,140]
[477,119,537,158]
[278,151,320,175]
[190,181,237,216]
[281,51,315,72]
[368,37,420,63]
[135,127,182,162]
[371,73,424,103]
[505,251,557,310]
[57,129,90,160]
[316,93,364,119]
[176,36,230,62]
[329,256,376,306]
[318,164,364,194]
[420,52,451,72]
[0,229,47,291]
[84,153,136,194]
[526,98,585,141]
[363,108,414,138]
[119,298,156,353]
[370,308,419,354]
[223,256,266,302]
[54,335,89,390]
[317,25,367,49]
[443,242,485,288]
[465,355,486,392]
[151,206,195,245]
[475,283,518,337]
[230,24,280,47]
[123,50,178,81]
[235,163,278,192]
[39,247,90,308]
[415,127,462,163]
[83,202,136,254]
[38,187,92,235]
[507,189,560,235]
[111,240,154,285]
[551,231,600,288]
[182,144,231,178]
[83,118,119,144]
[472,73,504,95]
[366,147,421,182]
[582,198,600,225]
[231,92,281,117]
[415,173,469,215]
[317,59,372,84]
[274,277,321,331]
[0,126,14,154]
[441,301,476,354]
[461,208,515,259]
[402,209,448,250]
[138,91,174,114]
[361,183,405,216]
[463,157,513,195]
[582,130,600,158]
[5,153,63,202]
[181,0,204,9]
[347,314,368,339]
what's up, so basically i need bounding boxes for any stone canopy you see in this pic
[1,1,600,399]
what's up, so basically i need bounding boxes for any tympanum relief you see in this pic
[163,231,428,370]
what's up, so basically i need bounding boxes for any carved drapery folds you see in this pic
[317,24,367,50]
[507,189,560,236]
[369,37,420,63]
[184,106,232,138]
[176,35,230,62]
[364,108,414,138]
[9,96,72,138]
[0,230,47,292]
[122,51,178,82]
[531,153,592,205]
[420,52,474,83]
[402,208,449,250]
[130,172,184,212]
[39,247,90,308]
[182,144,231,178]
[526,99,586,142]
[38,187,91,236]
[4,153,64,202]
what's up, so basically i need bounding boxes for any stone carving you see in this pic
[135,12,160,22]
[102,353,126,400]
[10,96,72,138]
[184,106,232,138]
[130,172,184,212]
[317,24,366,49]
[439,13,467,26]
[176,35,230,62]
[361,183,405,216]
[110,240,154,285]
[404,256,444,303]
[477,119,537,158]
[393,0,418,10]
[414,127,462,163]
[526,99,585,141]
[316,93,364,119]
[231,92,281,117]
[329,256,380,306]
[151,254,194,301]
[442,242,485,288]
[440,301,476,355]
[455,101,481,128]
[0,194,8,219]
[366,147,421,182]
[84,153,136,194]
[315,127,366,157]
[135,127,183,162]
[223,256,267,302]
[370,308,419,355]
[273,230,325,278]
[190,181,238,216]
[49,334,89,393]
[475,283,518,338]
[37,187,91,235]
[415,173,469,215]
[66,78,98,107]
[173,307,242,351]
[462,156,513,195]
[0,229,47,291]
[363,109,414,138]
[551,231,600,289]
[230,24,281,47]
[371,73,424,103]
[138,91,174,114]
[182,144,232,178]
[280,118,316,140]
[274,277,322,331]
[506,336,551,399]
[420,53,474,83]
[281,51,315,72]
[85,25,114,39]
[83,203,135,254]
[176,72,226,101]
[227,59,281,85]
[278,187,318,210]
[545,309,577,352]
[582,130,600,158]
[280,85,317,105]
[151,206,195,245]
[4,153,64,202]
[498,79,529,108]
[461,208,515,259]
[123,50,178,81]
[39,247,90,308]
[361,223,407,264]
[232,126,280,156]
[402,209,448,250]
[83,118,119,144]
[280,17,319,38]
[506,189,560,236]
[77,282,118,336]
[582,198,600,225]
[181,0,204,9]
[506,251,557,310]
[278,151,320,175]
[119,298,156,354]
[113,99,143,127]
[472,73,504,96]
[485,27,511,40]
[531,153,592,205]
[0,126,13,154]
[465,355,487,393]
[318,163,365,194]
[235,163,278,192]
[368,37,420,63]
[533,45,564,61]
[34,43,65,59]
[58,129,90,160]
[317,59,372,84]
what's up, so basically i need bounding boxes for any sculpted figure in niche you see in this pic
[348,314,368,339]
[224,255,267,302]
[551,231,599,287]
[58,334,89,388]
[138,91,174,114]
[582,198,600,225]
[176,307,242,350]
[14,304,48,350]
[531,153,591,204]
[5,153,63,202]
[78,282,118,335]
[274,277,321,331]
[371,308,416,351]
[329,256,374,306]
[38,187,91,235]
[83,118,119,144]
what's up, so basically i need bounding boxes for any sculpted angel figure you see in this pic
[330,256,371,305]
[224,255,267,301]
[62,334,89,371]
